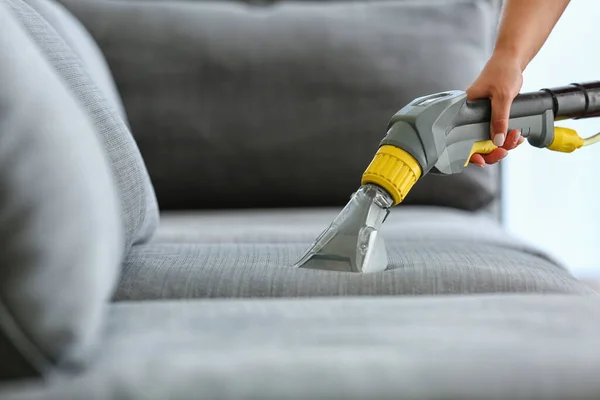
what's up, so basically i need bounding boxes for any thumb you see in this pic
[465,84,487,101]
[490,95,512,146]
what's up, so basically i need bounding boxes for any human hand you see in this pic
[465,53,526,166]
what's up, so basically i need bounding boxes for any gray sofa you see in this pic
[1,0,599,398]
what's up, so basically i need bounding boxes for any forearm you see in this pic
[493,0,571,71]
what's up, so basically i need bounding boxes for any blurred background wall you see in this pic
[503,0,599,278]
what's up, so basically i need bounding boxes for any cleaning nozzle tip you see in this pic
[293,184,392,273]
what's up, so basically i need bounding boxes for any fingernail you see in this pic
[514,131,522,144]
[493,134,505,147]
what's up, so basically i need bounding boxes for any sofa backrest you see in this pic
[58,0,504,216]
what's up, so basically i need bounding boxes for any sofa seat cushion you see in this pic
[116,207,594,300]
[2,294,600,399]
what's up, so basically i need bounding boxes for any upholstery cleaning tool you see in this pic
[294,81,600,273]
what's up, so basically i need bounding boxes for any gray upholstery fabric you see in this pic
[117,208,594,300]
[3,0,159,251]
[0,3,122,380]
[2,294,600,399]
[22,0,128,122]
[59,0,501,212]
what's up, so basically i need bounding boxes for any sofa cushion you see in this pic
[2,294,600,399]
[4,0,159,251]
[22,0,128,123]
[116,207,594,300]
[0,3,122,380]
[58,0,501,212]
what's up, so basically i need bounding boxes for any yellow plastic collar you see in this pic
[548,127,584,153]
[361,145,422,206]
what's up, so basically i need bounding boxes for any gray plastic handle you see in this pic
[380,91,555,175]
[437,98,555,174]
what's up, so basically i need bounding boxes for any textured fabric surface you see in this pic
[4,0,159,251]
[2,294,600,399]
[59,0,501,212]
[117,208,594,300]
[22,0,128,122]
[0,3,122,380]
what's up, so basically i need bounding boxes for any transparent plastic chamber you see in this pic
[293,184,393,273]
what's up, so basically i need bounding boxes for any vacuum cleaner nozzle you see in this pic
[293,184,393,273]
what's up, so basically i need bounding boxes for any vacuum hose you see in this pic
[522,81,600,150]
[457,81,600,123]
[456,81,600,152]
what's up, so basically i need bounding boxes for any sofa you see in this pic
[1,0,599,398]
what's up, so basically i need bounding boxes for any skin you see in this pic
[466,0,571,166]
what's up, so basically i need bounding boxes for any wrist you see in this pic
[491,45,529,72]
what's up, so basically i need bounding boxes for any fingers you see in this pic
[502,129,522,150]
[469,149,508,166]
[465,84,486,101]
[469,153,485,167]
[490,95,512,147]
[482,148,508,164]
[469,130,524,167]
[465,57,523,167]
[470,148,509,167]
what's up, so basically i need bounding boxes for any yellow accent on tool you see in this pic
[361,145,422,206]
[548,127,584,152]
[464,140,497,167]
